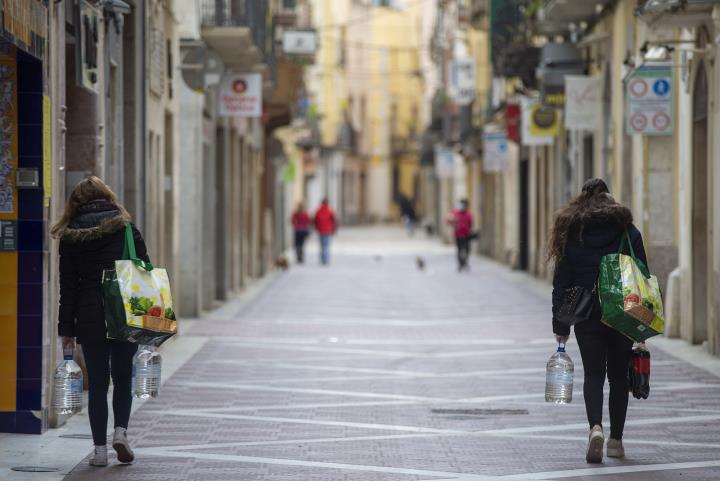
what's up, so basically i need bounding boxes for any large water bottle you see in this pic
[133,345,162,398]
[545,343,574,404]
[53,350,83,415]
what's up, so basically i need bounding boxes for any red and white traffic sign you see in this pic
[652,112,671,131]
[630,112,648,132]
[629,79,648,98]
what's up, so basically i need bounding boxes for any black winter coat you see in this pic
[58,200,150,345]
[552,214,648,337]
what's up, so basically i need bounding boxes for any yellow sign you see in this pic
[43,95,51,207]
[529,104,561,137]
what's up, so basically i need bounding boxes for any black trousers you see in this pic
[575,322,634,439]
[294,230,308,263]
[456,237,470,268]
[82,340,138,446]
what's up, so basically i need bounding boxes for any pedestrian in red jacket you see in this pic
[291,203,311,264]
[314,198,337,265]
[447,198,473,271]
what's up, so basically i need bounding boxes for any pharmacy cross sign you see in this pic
[626,64,673,136]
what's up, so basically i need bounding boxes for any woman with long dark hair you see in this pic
[51,176,150,466]
[548,178,648,464]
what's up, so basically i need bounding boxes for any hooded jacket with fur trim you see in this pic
[551,205,648,337]
[58,200,150,344]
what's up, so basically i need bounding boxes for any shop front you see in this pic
[0,0,51,434]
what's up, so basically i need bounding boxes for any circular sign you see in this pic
[499,141,508,153]
[231,78,248,94]
[630,79,648,98]
[653,79,670,97]
[630,112,648,132]
[532,106,557,129]
[652,112,671,131]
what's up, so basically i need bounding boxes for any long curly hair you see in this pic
[547,178,633,262]
[50,176,129,239]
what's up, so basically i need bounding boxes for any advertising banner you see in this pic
[448,59,476,106]
[565,75,602,131]
[434,145,454,179]
[626,64,673,136]
[483,130,509,173]
[219,73,262,117]
[521,97,555,145]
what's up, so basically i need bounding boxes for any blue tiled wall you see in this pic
[12,49,44,434]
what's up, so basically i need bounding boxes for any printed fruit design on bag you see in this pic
[128,295,176,320]
[620,257,663,327]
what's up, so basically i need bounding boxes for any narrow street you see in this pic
[62,227,720,481]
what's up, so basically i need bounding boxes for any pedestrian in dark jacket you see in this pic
[548,178,648,464]
[291,203,311,263]
[51,176,150,467]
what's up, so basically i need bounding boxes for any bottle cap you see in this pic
[557,343,566,352]
[63,349,73,360]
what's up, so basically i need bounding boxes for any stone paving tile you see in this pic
[64,228,720,481]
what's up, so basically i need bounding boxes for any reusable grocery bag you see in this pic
[598,232,664,342]
[102,224,177,346]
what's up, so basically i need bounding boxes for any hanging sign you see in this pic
[565,75,601,131]
[521,97,553,146]
[529,102,561,138]
[282,30,317,56]
[483,130,509,173]
[434,145,454,179]
[448,59,476,106]
[219,73,262,117]
[626,64,673,136]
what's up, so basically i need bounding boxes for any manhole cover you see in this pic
[59,434,93,439]
[431,408,529,416]
[11,467,60,472]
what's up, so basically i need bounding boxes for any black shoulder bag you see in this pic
[557,285,597,327]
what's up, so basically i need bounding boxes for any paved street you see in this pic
[64,227,720,481]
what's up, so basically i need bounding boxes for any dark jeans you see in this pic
[575,322,634,439]
[294,230,308,263]
[82,340,138,446]
[456,236,470,269]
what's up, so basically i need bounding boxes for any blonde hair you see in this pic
[50,176,129,238]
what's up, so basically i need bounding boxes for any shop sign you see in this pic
[448,59,476,106]
[483,130,509,173]
[282,30,317,56]
[0,0,47,60]
[521,97,553,146]
[565,75,601,131]
[434,145,454,179]
[542,85,565,107]
[529,104,561,138]
[505,103,521,143]
[219,73,262,117]
[626,64,673,136]
[76,0,100,93]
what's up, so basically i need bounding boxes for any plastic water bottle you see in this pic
[133,345,162,398]
[53,350,83,414]
[545,343,574,404]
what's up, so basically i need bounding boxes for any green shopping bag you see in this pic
[102,224,177,346]
[598,231,664,342]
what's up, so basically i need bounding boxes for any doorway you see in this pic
[691,60,709,344]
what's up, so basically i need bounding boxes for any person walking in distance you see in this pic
[314,198,337,265]
[291,203,311,264]
[548,178,648,464]
[447,199,473,271]
[51,176,151,467]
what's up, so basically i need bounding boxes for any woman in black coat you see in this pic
[51,176,150,467]
[548,178,648,464]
